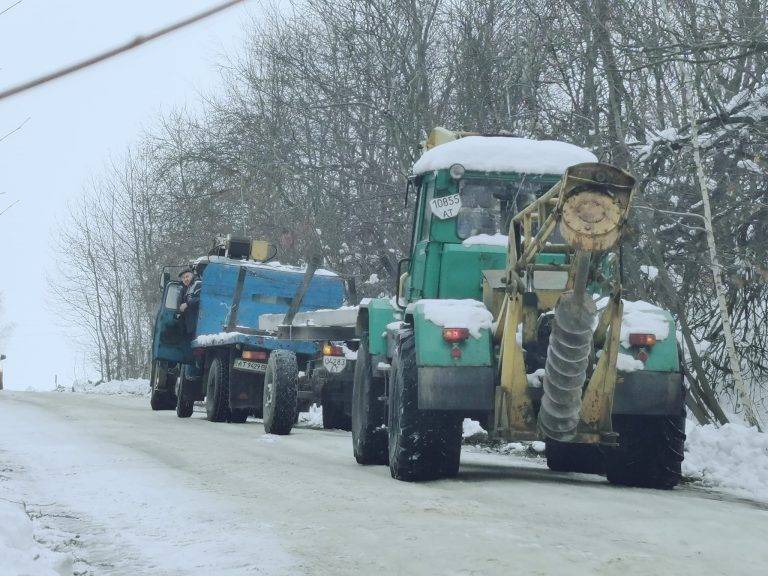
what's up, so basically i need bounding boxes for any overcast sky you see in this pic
[0,1,263,389]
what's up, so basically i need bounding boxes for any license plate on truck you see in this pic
[233,359,267,373]
[323,356,347,374]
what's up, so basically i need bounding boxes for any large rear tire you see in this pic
[604,413,686,489]
[206,355,231,423]
[388,331,462,481]
[263,350,298,435]
[351,332,388,465]
[545,439,605,474]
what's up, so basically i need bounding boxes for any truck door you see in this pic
[152,281,193,364]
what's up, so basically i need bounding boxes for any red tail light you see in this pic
[629,333,656,347]
[242,350,268,361]
[443,328,470,343]
[322,343,344,357]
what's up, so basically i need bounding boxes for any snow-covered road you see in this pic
[1,392,766,576]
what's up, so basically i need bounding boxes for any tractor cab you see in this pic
[404,131,598,305]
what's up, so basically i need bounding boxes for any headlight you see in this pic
[449,163,465,180]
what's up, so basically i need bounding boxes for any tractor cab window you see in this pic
[456,180,517,239]
[164,282,183,310]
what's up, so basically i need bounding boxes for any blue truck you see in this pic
[149,237,356,434]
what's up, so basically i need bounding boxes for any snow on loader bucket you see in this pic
[353,129,685,487]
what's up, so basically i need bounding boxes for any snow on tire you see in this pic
[263,350,298,435]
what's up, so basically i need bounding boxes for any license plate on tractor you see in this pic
[233,358,268,373]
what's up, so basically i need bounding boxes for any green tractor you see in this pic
[351,128,686,487]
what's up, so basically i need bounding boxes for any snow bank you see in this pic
[71,378,149,396]
[462,233,509,247]
[411,299,493,338]
[298,404,324,428]
[684,421,768,500]
[412,136,597,175]
[0,499,72,576]
[595,297,670,348]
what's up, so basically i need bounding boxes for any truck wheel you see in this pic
[604,412,686,489]
[206,355,232,423]
[150,360,176,410]
[545,439,605,474]
[263,350,298,435]
[388,331,462,481]
[230,409,249,423]
[351,332,388,465]
[175,368,195,418]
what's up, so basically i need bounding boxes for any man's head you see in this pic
[179,268,194,287]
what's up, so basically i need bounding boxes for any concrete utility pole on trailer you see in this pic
[0,354,6,390]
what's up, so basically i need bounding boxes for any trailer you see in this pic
[149,237,356,433]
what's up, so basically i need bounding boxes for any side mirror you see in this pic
[0,354,6,361]
[395,258,411,310]
[160,271,171,289]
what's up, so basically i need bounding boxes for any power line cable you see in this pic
[0,0,245,102]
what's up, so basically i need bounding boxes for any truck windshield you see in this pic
[456,179,548,239]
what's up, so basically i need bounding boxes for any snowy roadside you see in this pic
[462,418,768,501]
[62,378,150,396]
[0,479,74,576]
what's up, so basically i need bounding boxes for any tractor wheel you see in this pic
[262,350,298,435]
[230,409,250,424]
[545,439,605,474]
[388,330,462,481]
[205,355,231,423]
[604,413,686,489]
[150,360,176,411]
[351,332,388,465]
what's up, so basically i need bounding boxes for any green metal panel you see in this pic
[365,298,401,356]
[536,253,566,265]
[620,313,679,373]
[438,244,507,300]
[412,307,493,367]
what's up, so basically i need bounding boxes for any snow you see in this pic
[616,352,645,372]
[259,306,358,332]
[462,233,509,247]
[70,378,149,396]
[0,499,72,576]
[462,418,486,437]
[684,421,768,501]
[192,331,247,347]
[376,361,391,372]
[595,297,670,348]
[410,299,493,338]
[197,255,338,277]
[365,273,380,284]
[412,136,598,175]
[639,265,659,280]
[526,368,545,387]
[297,403,324,428]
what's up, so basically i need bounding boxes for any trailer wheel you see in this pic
[262,350,298,435]
[206,355,231,423]
[321,387,351,430]
[175,370,194,418]
[388,330,462,481]
[604,412,686,489]
[230,409,249,423]
[351,332,388,465]
[545,439,605,474]
[150,360,176,411]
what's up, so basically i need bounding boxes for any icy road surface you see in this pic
[1,392,766,576]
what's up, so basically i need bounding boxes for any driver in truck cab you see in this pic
[178,267,201,339]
